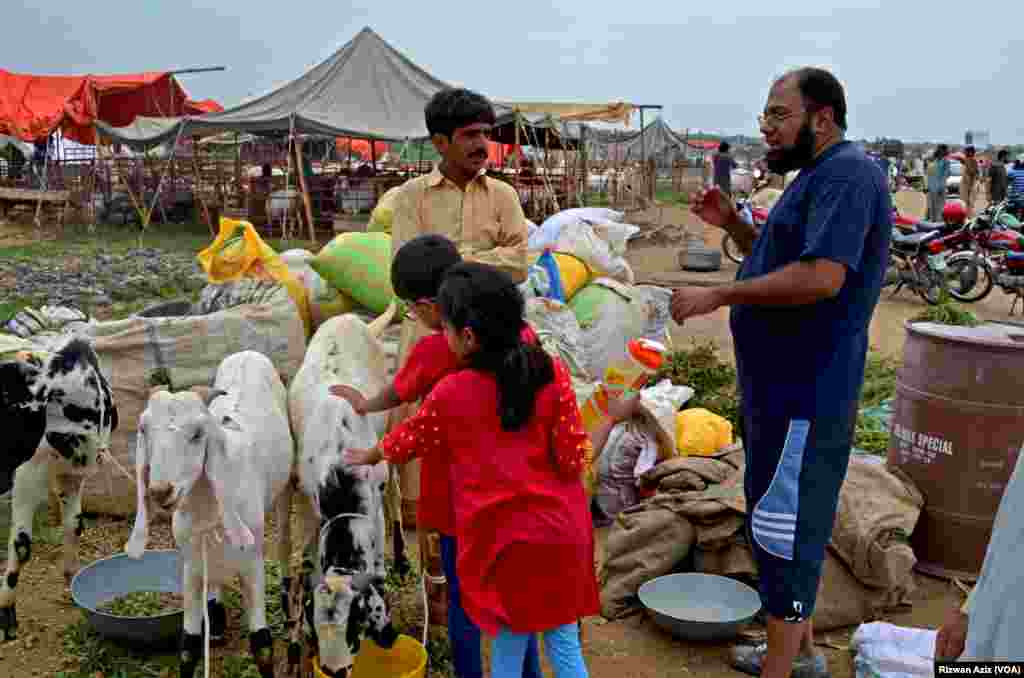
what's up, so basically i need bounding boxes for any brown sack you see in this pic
[812,549,913,632]
[599,508,696,620]
[829,456,924,590]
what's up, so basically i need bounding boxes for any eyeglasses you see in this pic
[758,106,822,128]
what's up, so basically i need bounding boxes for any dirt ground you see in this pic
[625,191,1023,363]
[0,197,984,677]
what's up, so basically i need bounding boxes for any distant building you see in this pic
[965,130,991,149]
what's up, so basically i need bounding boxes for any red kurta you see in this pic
[380,357,600,635]
[390,325,539,536]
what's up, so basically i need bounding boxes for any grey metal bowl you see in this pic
[638,572,761,642]
[71,549,184,649]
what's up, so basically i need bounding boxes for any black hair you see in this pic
[782,67,848,132]
[424,88,496,140]
[934,144,949,160]
[965,145,976,156]
[391,234,463,302]
[437,262,554,431]
[998,149,1009,162]
[718,141,730,153]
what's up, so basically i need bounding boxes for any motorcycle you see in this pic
[948,201,1024,309]
[721,175,772,264]
[884,226,952,305]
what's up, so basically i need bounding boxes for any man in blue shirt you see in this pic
[671,67,891,678]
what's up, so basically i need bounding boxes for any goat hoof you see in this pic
[249,627,275,678]
[208,599,227,642]
[287,641,301,667]
[14,533,31,564]
[0,605,17,641]
[180,632,202,678]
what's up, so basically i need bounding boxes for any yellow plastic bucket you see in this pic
[314,635,427,678]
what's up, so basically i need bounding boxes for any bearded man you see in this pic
[670,67,892,678]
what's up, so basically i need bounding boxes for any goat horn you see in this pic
[190,385,228,407]
[367,299,398,339]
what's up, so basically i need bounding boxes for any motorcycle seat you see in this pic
[892,230,938,246]
[913,220,947,232]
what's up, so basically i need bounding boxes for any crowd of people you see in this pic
[323,68,1019,678]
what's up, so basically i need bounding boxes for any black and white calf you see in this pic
[0,336,118,641]
[285,310,398,675]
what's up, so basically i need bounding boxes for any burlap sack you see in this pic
[813,549,913,632]
[830,456,924,590]
[599,508,696,620]
[79,290,306,515]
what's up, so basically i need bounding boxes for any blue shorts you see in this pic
[741,412,854,622]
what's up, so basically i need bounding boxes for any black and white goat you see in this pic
[284,306,399,676]
[126,350,293,678]
[0,336,117,641]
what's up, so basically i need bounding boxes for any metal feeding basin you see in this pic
[71,549,184,649]
[638,573,761,642]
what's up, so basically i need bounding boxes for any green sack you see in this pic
[568,281,632,328]
[309,232,395,314]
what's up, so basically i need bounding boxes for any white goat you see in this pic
[0,336,118,642]
[283,304,398,676]
[125,350,293,678]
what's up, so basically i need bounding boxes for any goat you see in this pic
[0,336,118,641]
[283,305,399,676]
[125,350,293,678]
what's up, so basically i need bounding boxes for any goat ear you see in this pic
[191,386,228,407]
[204,422,255,550]
[125,431,150,558]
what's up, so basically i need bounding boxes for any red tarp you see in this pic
[334,138,390,158]
[0,69,223,145]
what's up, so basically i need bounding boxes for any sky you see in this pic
[7,0,1023,145]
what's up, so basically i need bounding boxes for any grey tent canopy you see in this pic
[95,26,566,151]
[583,117,689,163]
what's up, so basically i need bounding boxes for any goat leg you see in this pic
[56,473,85,587]
[180,632,203,678]
[0,457,50,641]
[249,627,275,678]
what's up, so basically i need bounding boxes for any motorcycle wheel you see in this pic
[946,253,994,303]
[913,259,946,305]
[721,232,745,264]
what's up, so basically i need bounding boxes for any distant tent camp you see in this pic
[96,27,576,151]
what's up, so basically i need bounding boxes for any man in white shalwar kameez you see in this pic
[936,447,1024,661]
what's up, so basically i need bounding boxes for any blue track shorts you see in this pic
[741,412,854,622]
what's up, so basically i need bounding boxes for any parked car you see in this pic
[947,160,963,195]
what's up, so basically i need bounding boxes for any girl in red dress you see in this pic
[345,262,599,678]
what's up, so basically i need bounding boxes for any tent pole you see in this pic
[293,135,317,243]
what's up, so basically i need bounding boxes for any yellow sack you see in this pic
[552,252,592,300]
[675,408,734,457]
[367,185,404,234]
[196,217,313,337]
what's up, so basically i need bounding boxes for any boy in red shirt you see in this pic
[331,234,542,678]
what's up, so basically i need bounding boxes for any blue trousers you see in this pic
[439,535,543,678]
[492,622,589,678]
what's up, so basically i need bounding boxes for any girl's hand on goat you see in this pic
[329,384,369,415]
[343,447,383,466]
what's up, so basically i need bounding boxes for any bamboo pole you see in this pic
[293,138,316,242]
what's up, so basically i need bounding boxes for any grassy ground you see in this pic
[0,220,320,324]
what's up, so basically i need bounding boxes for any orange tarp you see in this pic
[334,138,390,158]
[0,69,223,145]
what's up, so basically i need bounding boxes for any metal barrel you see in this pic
[888,321,1024,580]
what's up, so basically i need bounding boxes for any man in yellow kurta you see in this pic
[384,88,529,580]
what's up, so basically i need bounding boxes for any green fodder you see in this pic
[650,339,739,427]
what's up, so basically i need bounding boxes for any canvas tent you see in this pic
[0,69,221,145]
[584,117,689,164]
[96,27,587,152]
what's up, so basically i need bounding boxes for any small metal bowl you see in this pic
[71,549,184,649]
[639,572,761,642]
